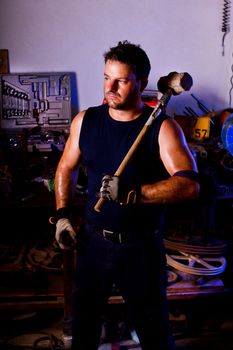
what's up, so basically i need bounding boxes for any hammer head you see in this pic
[157,72,193,95]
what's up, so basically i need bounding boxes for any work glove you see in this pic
[97,175,140,205]
[55,218,77,250]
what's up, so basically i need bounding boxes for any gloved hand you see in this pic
[55,218,77,250]
[97,175,140,205]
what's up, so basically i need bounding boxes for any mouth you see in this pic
[106,92,120,100]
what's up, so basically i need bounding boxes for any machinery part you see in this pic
[166,252,227,276]
[189,144,208,159]
[220,152,233,171]
[221,112,233,156]
[164,237,227,256]
[94,72,193,212]
[6,331,64,349]
[26,241,62,272]
[167,270,179,284]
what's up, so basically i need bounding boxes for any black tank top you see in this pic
[79,103,169,232]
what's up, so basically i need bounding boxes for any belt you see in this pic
[87,221,132,244]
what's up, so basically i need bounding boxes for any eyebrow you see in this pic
[104,73,129,81]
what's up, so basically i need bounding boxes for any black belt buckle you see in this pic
[103,229,123,243]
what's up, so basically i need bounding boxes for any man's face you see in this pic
[104,59,142,110]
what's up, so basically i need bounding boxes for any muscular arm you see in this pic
[140,118,200,204]
[55,111,85,210]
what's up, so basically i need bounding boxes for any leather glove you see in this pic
[55,218,77,250]
[97,175,140,205]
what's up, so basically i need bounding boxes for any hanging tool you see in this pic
[191,93,211,114]
[184,106,199,117]
[94,71,193,212]
[221,0,231,56]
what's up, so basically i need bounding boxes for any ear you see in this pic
[140,78,148,92]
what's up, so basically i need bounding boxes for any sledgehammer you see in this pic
[94,71,193,212]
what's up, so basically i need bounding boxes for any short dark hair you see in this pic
[104,40,151,80]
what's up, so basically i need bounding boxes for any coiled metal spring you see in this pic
[222,0,231,56]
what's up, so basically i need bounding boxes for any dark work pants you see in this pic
[71,222,175,350]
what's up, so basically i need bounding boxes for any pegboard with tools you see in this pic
[0,72,72,131]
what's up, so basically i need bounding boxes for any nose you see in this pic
[107,79,118,91]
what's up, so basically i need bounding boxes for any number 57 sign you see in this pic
[175,113,213,141]
[190,114,211,140]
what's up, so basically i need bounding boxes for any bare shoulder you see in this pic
[69,110,86,135]
[158,116,197,174]
[161,116,183,134]
[71,110,86,127]
[59,111,87,163]
[159,116,187,145]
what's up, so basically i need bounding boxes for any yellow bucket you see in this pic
[189,114,211,140]
[175,113,212,141]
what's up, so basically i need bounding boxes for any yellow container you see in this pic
[175,113,212,141]
[189,114,211,140]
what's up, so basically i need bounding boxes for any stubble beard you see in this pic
[105,89,139,111]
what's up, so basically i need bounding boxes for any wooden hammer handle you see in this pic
[94,123,150,212]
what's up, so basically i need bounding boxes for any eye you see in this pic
[119,79,128,85]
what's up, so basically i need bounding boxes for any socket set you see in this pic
[0,72,72,130]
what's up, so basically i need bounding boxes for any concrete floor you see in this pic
[1,308,233,350]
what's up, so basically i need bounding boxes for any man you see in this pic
[54,40,200,350]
